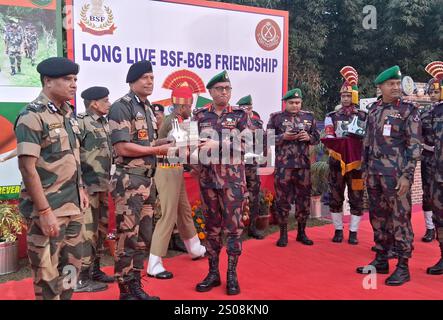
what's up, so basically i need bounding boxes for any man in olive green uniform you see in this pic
[74,86,114,293]
[14,57,89,300]
[108,60,172,300]
[148,82,206,279]
[357,66,422,286]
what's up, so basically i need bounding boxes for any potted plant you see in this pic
[0,201,25,275]
[255,189,273,231]
[310,141,330,218]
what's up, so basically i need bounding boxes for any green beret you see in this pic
[282,88,303,100]
[81,86,109,100]
[374,65,402,85]
[37,57,79,78]
[126,60,153,83]
[206,70,230,89]
[236,94,252,106]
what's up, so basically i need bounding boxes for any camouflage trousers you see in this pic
[328,159,364,215]
[110,170,154,281]
[245,164,261,221]
[80,191,109,270]
[27,45,37,64]
[8,51,21,68]
[200,185,246,258]
[431,178,443,249]
[26,214,83,300]
[367,174,414,258]
[274,167,311,225]
[421,153,434,212]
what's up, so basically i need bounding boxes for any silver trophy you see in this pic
[168,118,188,147]
[345,116,366,138]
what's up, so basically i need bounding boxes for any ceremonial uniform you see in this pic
[267,88,320,247]
[357,66,422,286]
[194,71,250,295]
[324,66,367,244]
[14,57,83,300]
[75,87,114,293]
[108,60,159,300]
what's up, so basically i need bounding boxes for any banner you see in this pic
[67,0,288,121]
[0,0,62,200]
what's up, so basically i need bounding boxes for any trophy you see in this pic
[345,116,366,138]
[335,120,349,138]
[168,118,189,147]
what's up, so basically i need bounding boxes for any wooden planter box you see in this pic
[0,241,18,275]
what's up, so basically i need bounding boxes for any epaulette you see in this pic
[121,95,132,103]
[26,101,46,112]
[76,112,87,119]
[269,111,283,119]
[193,107,209,115]
[232,106,246,113]
[326,110,337,117]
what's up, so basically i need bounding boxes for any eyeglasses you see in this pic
[212,86,232,93]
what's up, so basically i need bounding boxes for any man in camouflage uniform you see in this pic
[193,71,251,295]
[237,94,265,239]
[74,86,114,293]
[356,66,422,286]
[324,67,367,245]
[148,83,206,279]
[14,57,89,300]
[4,19,24,75]
[108,60,171,300]
[24,24,38,66]
[422,61,443,275]
[267,88,320,247]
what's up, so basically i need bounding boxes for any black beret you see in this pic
[151,103,164,113]
[81,86,109,100]
[37,57,79,78]
[126,60,153,83]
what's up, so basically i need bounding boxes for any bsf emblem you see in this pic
[79,0,117,36]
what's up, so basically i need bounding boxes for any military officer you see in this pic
[356,66,422,286]
[108,60,172,300]
[151,103,165,129]
[148,82,206,279]
[324,67,367,245]
[14,57,89,300]
[24,24,38,66]
[267,88,320,247]
[193,71,251,295]
[237,94,265,239]
[5,19,24,75]
[74,86,114,293]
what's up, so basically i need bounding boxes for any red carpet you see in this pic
[1,205,442,300]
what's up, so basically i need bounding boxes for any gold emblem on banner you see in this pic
[79,0,117,36]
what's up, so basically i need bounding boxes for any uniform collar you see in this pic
[129,90,150,107]
[38,91,72,116]
[86,108,104,122]
[284,109,301,116]
[378,97,401,108]
[209,104,232,114]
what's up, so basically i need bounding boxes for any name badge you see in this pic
[383,124,391,136]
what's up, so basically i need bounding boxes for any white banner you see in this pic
[69,0,288,123]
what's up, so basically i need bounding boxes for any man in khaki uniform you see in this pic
[74,86,114,293]
[14,57,89,300]
[148,83,206,279]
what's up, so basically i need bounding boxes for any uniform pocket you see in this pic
[49,129,70,153]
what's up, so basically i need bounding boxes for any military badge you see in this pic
[138,129,148,140]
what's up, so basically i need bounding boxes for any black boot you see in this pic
[385,258,410,286]
[296,223,314,245]
[276,224,288,247]
[426,246,443,275]
[356,253,389,274]
[118,279,137,300]
[10,67,16,75]
[169,233,187,252]
[348,231,359,245]
[17,64,21,73]
[91,258,114,283]
[332,230,343,243]
[248,219,265,240]
[129,271,160,300]
[422,229,435,243]
[196,256,221,292]
[74,267,108,293]
[226,255,240,295]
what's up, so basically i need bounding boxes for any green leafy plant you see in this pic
[0,201,24,243]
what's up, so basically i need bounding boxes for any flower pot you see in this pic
[0,241,18,275]
[310,195,322,218]
[255,215,270,231]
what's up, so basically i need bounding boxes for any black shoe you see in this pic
[356,254,389,274]
[91,258,114,283]
[426,258,443,275]
[348,231,359,245]
[148,270,174,279]
[226,255,240,295]
[74,269,108,293]
[276,224,288,247]
[17,66,21,73]
[129,271,160,300]
[196,256,221,292]
[169,233,187,252]
[422,229,436,243]
[118,280,138,300]
[10,68,16,76]
[385,258,410,286]
[248,223,265,240]
[296,223,314,245]
[332,230,343,243]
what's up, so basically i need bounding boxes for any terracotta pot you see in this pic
[255,215,270,231]
[106,239,116,257]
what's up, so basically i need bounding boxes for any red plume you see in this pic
[162,69,206,94]
[425,61,443,81]
[340,66,358,86]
